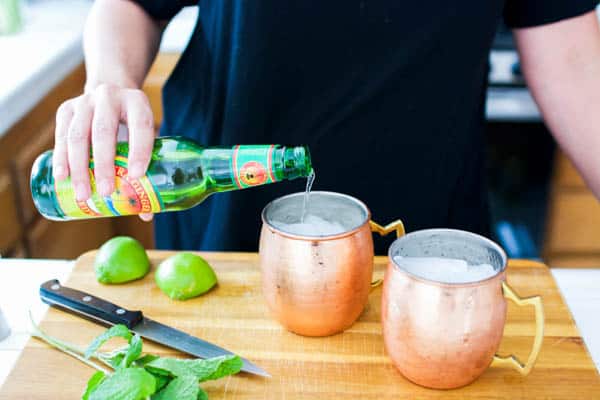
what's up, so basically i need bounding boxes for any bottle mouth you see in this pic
[283,145,312,180]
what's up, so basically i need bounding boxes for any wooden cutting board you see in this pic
[1,252,598,399]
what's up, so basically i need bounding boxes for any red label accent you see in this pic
[232,145,242,189]
[267,145,276,182]
[239,161,268,186]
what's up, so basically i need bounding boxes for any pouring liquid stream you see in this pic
[300,170,316,223]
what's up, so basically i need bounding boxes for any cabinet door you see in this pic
[553,153,586,189]
[545,192,600,253]
[13,120,54,226]
[143,53,180,126]
[0,170,21,255]
[27,218,115,259]
[6,243,27,258]
[112,216,155,249]
[544,151,600,267]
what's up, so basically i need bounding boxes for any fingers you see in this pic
[67,96,93,201]
[91,86,120,196]
[53,101,74,181]
[123,90,155,179]
[55,86,154,209]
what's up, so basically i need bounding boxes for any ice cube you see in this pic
[393,256,497,283]
[278,214,347,236]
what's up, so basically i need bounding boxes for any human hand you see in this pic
[53,83,155,221]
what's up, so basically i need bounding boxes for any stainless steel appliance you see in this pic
[486,24,552,259]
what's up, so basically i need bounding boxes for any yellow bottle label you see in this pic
[55,155,163,218]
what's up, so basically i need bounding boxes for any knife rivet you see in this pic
[116,308,126,315]
[51,284,60,290]
[82,296,92,302]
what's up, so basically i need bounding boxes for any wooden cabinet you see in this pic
[0,170,21,255]
[0,65,117,259]
[27,218,114,259]
[13,120,54,225]
[143,53,180,126]
[0,53,181,259]
[543,151,600,267]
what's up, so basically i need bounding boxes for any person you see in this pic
[53,0,600,253]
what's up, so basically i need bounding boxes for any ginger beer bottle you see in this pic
[31,137,312,220]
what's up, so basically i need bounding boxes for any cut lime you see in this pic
[155,253,217,300]
[94,236,150,284]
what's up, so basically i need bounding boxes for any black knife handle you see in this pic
[40,279,143,329]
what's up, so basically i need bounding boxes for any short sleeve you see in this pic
[130,0,198,21]
[504,0,598,28]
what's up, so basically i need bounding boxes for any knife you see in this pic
[39,279,269,377]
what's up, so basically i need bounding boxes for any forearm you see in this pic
[54,0,164,203]
[515,11,600,198]
[83,0,164,92]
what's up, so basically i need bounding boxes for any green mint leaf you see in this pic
[121,334,143,368]
[197,387,208,400]
[200,355,243,382]
[98,346,128,370]
[151,376,199,400]
[134,354,160,367]
[85,325,133,359]
[89,368,156,400]
[105,353,126,369]
[82,371,106,400]
[149,372,172,392]
[146,355,242,382]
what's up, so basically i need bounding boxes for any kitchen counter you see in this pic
[0,259,73,386]
[0,257,599,389]
[0,0,90,137]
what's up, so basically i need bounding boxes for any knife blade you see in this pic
[39,279,269,377]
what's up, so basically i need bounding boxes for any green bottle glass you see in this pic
[31,137,312,221]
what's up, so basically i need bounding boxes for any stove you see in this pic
[486,24,541,122]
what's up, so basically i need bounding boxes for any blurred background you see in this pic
[1,0,600,266]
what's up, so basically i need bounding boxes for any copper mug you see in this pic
[259,191,404,337]
[382,229,544,389]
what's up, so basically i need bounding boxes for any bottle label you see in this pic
[55,155,163,218]
[231,145,279,189]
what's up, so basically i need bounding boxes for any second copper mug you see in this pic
[382,229,545,389]
[259,191,404,337]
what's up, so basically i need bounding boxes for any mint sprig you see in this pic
[88,367,157,400]
[30,316,242,399]
[145,355,242,382]
[82,371,106,400]
[84,324,133,359]
[151,376,201,400]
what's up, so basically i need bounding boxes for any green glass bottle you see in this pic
[31,137,312,220]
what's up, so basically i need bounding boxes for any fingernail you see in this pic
[74,183,90,201]
[140,213,154,222]
[54,166,66,180]
[97,180,112,196]
[128,163,145,178]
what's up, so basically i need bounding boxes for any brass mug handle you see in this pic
[369,220,405,288]
[491,282,545,375]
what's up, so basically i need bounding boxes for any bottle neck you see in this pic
[273,145,313,181]
[202,145,312,194]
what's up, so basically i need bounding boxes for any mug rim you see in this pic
[388,228,508,287]
[261,191,371,241]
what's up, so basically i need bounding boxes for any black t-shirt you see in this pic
[133,0,597,253]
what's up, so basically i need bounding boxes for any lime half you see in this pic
[94,236,150,284]
[155,253,217,300]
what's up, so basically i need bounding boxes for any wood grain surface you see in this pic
[0,252,598,399]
